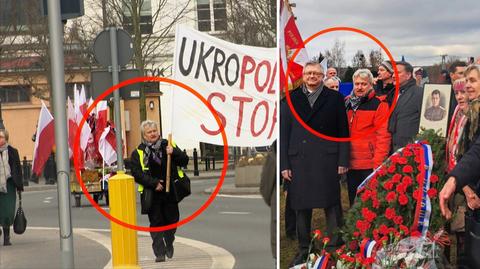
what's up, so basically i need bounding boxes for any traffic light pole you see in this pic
[46,0,74,268]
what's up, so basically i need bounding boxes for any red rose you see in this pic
[397,157,408,165]
[361,190,371,202]
[353,231,360,237]
[398,194,409,205]
[430,174,439,183]
[427,188,438,198]
[414,156,422,163]
[394,215,403,225]
[402,165,413,173]
[362,208,377,222]
[383,181,394,191]
[323,237,330,245]
[372,198,380,209]
[402,175,413,186]
[378,166,387,176]
[379,224,389,235]
[387,164,397,174]
[403,148,413,157]
[396,183,408,193]
[314,229,322,238]
[416,173,424,184]
[390,154,399,164]
[386,191,397,202]
[392,173,402,183]
[399,225,409,235]
[368,177,378,189]
[385,208,396,220]
[413,188,421,200]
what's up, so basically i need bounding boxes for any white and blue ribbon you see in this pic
[416,143,433,237]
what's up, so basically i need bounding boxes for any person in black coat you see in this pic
[0,129,23,246]
[130,120,189,263]
[280,61,350,266]
[388,61,424,152]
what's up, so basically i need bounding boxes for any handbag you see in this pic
[13,191,27,234]
[140,187,154,215]
[174,172,191,202]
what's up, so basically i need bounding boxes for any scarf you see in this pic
[446,106,467,173]
[302,84,323,107]
[142,139,163,168]
[0,144,11,193]
[345,89,372,112]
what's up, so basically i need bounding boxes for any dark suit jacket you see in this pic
[280,86,350,209]
[450,130,480,194]
[388,78,424,151]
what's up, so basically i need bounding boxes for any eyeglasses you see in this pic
[303,71,323,76]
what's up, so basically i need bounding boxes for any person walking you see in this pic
[0,129,24,246]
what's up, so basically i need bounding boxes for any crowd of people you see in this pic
[281,59,480,268]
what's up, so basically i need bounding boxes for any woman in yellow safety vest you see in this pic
[130,120,189,263]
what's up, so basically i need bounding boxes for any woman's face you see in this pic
[143,126,159,144]
[465,69,480,101]
[0,133,6,147]
[455,90,469,112]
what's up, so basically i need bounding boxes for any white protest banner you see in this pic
[172,25,277,147]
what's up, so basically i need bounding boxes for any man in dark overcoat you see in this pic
[280,61,350,266]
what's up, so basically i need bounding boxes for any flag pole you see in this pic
[166,133,172,193]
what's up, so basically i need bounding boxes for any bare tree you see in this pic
[352,50,367,69]
[225,0,276,48]
[368,49,384,70]
[324,38,346,68]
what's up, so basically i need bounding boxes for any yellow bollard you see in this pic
[109,171,141,269]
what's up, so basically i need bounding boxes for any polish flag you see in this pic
[280,0,309,91]
[32,102,55,176]
[95,101,108,143]
[74,84,91,151]
[99,126,117,166]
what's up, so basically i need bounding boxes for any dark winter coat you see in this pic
[450,133,480,194]
[280,86,350,209]
[388,78,424,151]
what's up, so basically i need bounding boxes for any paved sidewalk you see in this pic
[0,227,235,269]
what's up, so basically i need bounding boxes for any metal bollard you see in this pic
[193,148,199,176]
[109,171,140,269]
[183,149,188,169]
[22,157,29,186]
[205,157,209,171]
[212,156,215,170]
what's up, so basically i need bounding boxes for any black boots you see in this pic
[3,226,11,246]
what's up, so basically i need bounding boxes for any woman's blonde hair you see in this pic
[0,129,9,141]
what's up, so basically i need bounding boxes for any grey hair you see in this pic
[0,129,9,141]
[465,64,480,77]
[353,69,374,85]
[140,120,158,142]
[324,76,340,84]
[304,61,324,74]
[0,129,10,142]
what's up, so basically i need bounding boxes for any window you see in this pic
[123,0,153,35]
[0,85,31,103]
[65,83,91,101]
[197,0,227,32]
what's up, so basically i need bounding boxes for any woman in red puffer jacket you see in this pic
[345,69,391,206]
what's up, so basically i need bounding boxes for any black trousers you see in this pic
[346,169,373,206]
[284,190,296,237]
[296,204,343,253]
[147,199,179,257]
[464,209,480,268]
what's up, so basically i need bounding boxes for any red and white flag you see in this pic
[280,0,309,91]
[74,84,91,151]
[99,126,117,166]
[32,102,55,176]
[95,101,108,143]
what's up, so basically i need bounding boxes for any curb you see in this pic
[204,184,260,195]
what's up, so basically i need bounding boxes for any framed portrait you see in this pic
[419,84,452,137]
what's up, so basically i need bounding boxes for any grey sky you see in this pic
[293,0,480,66]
